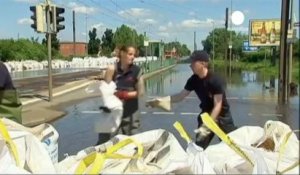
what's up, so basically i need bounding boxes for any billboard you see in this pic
[243,40,258,52]
[249,19,281,46]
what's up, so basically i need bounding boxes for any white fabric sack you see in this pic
[146,96,171,111]
[205,121,299,174]
[0,118,57,174]
[1,118,59,164]
[56,129,191,174]
[92,80,123,133]
[98,80,122,110]
[186,142,216,174]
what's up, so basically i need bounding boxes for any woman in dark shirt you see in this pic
[96,45,144,144]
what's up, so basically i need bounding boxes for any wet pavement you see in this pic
[51,64,299,161]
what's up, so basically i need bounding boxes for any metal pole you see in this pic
[85,13,88,55]
[73,10,76,56]
[46,0,52,102]
[288,0,294,84]
[229,0,233,78]
[278,0,290,104]
[212,22,215,70]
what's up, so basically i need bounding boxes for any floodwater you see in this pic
[51,64,299,161]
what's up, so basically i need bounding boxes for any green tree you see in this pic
[0,39,47,61]
[113,25,139,47]
[101,28,115,57]
[202,28,247,60]
[42,34,60,50]
[164,41,191,57]
[88,28,101,55]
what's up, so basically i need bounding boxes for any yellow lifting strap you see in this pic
[0,118,20,167]
[75,137,144,174]
[201,113,255,166]
[173,121,192,143]
[276,130,300,175]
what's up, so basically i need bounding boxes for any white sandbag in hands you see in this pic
[146,96,171,111]
[98,80,123,110]
[94,80,123,133]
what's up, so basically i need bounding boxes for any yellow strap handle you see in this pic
[75,137,144,174]
[276,130,300,174]
[201,113,254,166]
[0,118,20,166]
[75,152,105,174]
[173,121,192,143]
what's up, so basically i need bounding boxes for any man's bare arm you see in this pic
[210,94,223,121]
[171,89,191,103]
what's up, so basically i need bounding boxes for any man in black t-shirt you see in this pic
[154,50,236,149]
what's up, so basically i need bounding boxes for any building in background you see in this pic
[59,42,87,57]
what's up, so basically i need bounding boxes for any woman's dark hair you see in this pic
[118,45,137,58]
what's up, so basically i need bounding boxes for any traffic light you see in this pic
[225,7,229,30]
[30,5,46,33]
[51,5,65,33]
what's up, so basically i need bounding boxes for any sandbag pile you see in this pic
[1,116,299,174]
[0,118,58,174]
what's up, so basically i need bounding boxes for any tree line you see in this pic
[201,28,299,63]
[0,24,191,61]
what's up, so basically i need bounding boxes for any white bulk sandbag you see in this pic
[204,121,299,174]
[186,142,216,174]
[56,129,191,174]
[0,118,57,174]
[1,118,59,164]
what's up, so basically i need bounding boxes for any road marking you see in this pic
[153,112,175,115]
[82,111,102,114]
[262,113,283,117]
[141,111,147,114]
[180,112,199,115]
[227,97,239,100]
[242,97,259,100]
[248,113,283,117]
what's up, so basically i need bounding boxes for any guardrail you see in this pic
[135,58,177,74]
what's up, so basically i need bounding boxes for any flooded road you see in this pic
[51,64,299,161]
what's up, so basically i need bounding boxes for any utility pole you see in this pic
[278,0,290,105]
[85,13,88,55]
[194,31,197,51]
[229,0,233,78]
[288,0,294,85]
[46,0,52,102]
[212,21,215,70]
[73,10,76,56]
[225,7,229,77]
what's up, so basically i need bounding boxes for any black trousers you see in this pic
[96,111,140,145]
[195,111,237,149]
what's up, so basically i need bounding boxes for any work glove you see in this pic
[194,124,211,140]
[114,90,130,100]
[146,96,171,111]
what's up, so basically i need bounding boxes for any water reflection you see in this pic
[242,71,257,83]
